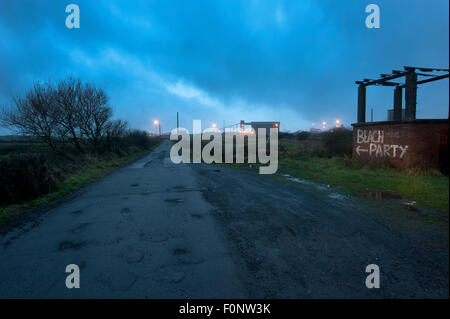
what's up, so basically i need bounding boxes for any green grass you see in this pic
[279,156,449,213]
[218,134,448,213]
[0,142,49,159]
[0,147,157,226]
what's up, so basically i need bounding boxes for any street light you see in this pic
[335,119,341,127]
[212,123,217,128]
[153,120,159,135]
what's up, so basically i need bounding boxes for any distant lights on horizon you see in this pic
[311,119,343,130]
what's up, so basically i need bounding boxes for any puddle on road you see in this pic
[362,191,421,211]
[328,193,348,200]
[280,173,417,208]
[281,173,339,198]
[362,191,403,200]
[281,174,328,191]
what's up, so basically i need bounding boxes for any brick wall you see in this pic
[352,120,449,168]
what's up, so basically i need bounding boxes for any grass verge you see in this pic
[0,147,158,226]
[279,157,449,213]
[219,156,448,213]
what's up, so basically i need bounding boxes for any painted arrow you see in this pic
[356,146,369,156]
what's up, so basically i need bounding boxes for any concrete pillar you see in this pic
[405,71,417,121]
[393,86,403,121]
[357,85,366,123]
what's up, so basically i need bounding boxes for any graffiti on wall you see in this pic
[356,129,408,158]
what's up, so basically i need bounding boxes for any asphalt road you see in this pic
[0,140,448,298]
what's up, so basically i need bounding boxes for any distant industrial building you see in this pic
[240,120,280,133]
[309,128,321,133]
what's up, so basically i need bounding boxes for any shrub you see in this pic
[296,131,310,141]
[321,128,353,157]
[0,154,62,206]
[122,130,154,150]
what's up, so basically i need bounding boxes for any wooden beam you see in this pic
[361,71,409,87]
[375,81,401,87]
[417,73,449,85]
[405,66,449,72]
[416,72,435,77]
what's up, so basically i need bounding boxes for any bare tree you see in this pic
[0,82,63,154]
[78,82,112,151]
[104,119,128,153]
[1,77,120,156]
[53,78,86,154]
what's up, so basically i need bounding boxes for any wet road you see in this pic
[0,140,448,298]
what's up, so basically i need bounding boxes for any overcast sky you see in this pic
[0,0,448,134]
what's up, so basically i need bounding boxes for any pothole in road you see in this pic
[164,271,187,283]
[172,247,204,264]
[138,230,169,243]
[164,198,184,203]
[58,241,87,251]
[69,222,91,234]
[143,160,153,168]
[285,225,296,236]
[173,248,188,255]
[121,207,131,214]
[130,183,139,187]
[191,214,204,219]
[124,251,145,264]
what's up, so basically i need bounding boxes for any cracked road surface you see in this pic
[0,140,448,298]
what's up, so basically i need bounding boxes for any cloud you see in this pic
[0,0,448,135]
[275,6,285,26]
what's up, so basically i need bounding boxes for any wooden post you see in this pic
[357,85,366,123]
[405,71,417,121]
[393,86,403,121]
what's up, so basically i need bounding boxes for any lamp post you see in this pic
[153,120,159,136]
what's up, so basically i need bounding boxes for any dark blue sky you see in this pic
[0,0,448,133]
